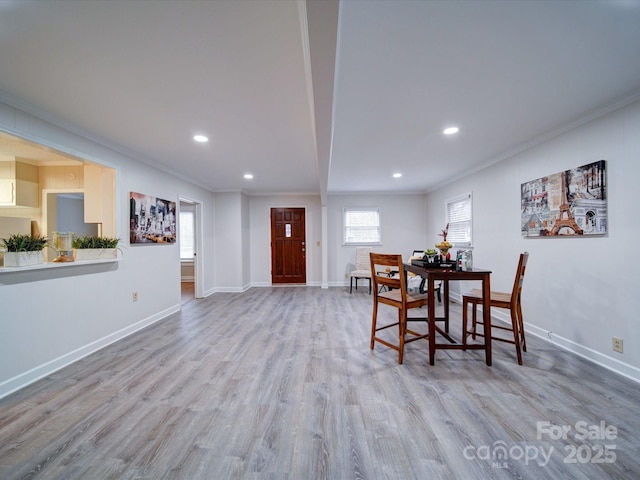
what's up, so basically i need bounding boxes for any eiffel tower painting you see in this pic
[549,170,583,235]
[521,160,606,237]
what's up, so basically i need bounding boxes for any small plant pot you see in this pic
[3,251,45,267]
[74,248,118,261]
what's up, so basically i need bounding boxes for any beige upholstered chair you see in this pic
[462,252,529,365]
[350,247,372,293]
[369,252,429,364]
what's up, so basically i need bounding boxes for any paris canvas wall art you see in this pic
[129,192,177,244]
[521,160,606,237]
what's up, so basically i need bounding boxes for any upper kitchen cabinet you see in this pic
[0,159,39,207]
[84,164,115,236]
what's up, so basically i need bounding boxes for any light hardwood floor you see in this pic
[181,281,195,304]
[1,287,638,479]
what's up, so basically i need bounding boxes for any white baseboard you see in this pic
[451,292,640,385]
[0,305,180,399]
[214,287,246,293]
[526,322,640,384]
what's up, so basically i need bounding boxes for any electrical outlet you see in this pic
[612,337,623,353]
[132,291,138,302]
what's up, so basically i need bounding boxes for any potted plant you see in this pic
[73,235,121,261]
[1,233,48,267]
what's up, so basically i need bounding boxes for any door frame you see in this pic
[270,205,308,285]
[179,195,204,299]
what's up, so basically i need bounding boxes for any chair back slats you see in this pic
[463,251,530,365]
[370,252,406,296]
[511,252,529,304]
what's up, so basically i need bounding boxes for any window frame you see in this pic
[445,193,473,248]
[342,207,382,246]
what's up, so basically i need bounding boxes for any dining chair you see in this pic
[369,252,429,364]
[350,246,372,293]
[462,252,529,365]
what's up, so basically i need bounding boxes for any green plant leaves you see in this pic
[0,233,47,252]
[72,236,120,249]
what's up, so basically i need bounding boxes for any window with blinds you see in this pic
[343,208,381,245]
[445,193,472,247]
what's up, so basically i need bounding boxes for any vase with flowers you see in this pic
[435,224,452,260]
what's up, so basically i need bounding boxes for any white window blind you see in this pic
[179,210,195,259]
[343,208,381,245]
[446,193,472,247]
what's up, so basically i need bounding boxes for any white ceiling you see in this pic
[1,0,639,199]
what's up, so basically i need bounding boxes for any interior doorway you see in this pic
[179,196,204,304]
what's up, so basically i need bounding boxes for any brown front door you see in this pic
[271,207,306,284]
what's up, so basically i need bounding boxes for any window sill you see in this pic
[0,258,120,274]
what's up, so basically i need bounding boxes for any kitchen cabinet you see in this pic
[0,160,39,207]
[83,164,115,236]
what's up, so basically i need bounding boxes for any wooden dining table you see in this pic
[404,262,493,366]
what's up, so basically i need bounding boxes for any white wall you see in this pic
[0,101,216,398]
[425,99,640,381]
[213,192,244,291]
[327,194,428,286]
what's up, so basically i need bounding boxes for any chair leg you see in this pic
[350,277,353,294]
[370,301,378,349]
[368,278,372,294]
[437,284,442,303]
[397,308,405,364]
[510,309,523,365]
[517,301,526,352]
[471,302,478,340]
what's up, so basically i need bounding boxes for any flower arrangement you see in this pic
[435,224,452,252]
[438,224,449,242]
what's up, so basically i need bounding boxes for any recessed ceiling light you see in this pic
[443,127,459,135]
[244,173,254,180]
[193,135,208,143]
[393,173,402,178]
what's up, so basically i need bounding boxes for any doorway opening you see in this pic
[179,196,204,304]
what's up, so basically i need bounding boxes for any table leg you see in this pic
[443,279,449,333]
[428,276,436,365]
[483,274,492,366]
